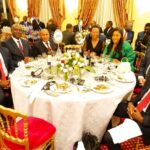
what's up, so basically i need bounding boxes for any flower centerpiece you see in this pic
[56,51,94,81]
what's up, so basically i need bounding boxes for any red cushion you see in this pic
[4,117,56,150]
[101,144,109,150]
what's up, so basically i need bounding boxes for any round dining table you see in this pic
[10,58,136,150]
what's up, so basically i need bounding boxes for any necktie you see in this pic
[0,59,6,80]
[17,40,24,56]
[45,42,51,51]
[136,90,150,112]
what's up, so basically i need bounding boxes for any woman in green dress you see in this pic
[103,28,136,71]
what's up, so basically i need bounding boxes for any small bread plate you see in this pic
[20,78,38,87]
[91,82,113,93]
[50,82,71,94]
[116,74,134,83]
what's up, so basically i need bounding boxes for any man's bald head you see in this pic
[39,29,50,42]
[11,24,23,39]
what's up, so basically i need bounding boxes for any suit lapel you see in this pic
[40,41,48,53]
[10,38,24,57]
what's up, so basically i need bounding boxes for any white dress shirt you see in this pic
[11,36,23,48]
[42,41,52,49]
[0,53,8,77]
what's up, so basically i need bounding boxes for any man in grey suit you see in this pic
[32,29,58,57]
[2,24,31,67]
[62,23,76,45]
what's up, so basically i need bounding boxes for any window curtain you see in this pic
[39,0,52,25]
[126,0,134,21]
[78,0,98,28]
[94,0,116,30]
[49,0,65,28]
[7,0,17,18]
[113,0,128,28]
[28,0,41,18]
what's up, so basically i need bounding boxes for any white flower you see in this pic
[60,66,64,70]
[76,52,80,58]
[73,60,77,65]
[69,67,73,71]
[61,63,64,67]
[65,65,69,68]
[80,63,85,67]
[63,68,68,73]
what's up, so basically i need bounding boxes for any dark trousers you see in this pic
[102,132,121,150]
[102,101,129,150]
[0,87,13,108]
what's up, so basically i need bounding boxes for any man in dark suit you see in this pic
[2,24,31,67]
[20,16,31,27]
[104,21,114,39]
[36,18,45,29]
[32,29,58,57]
[73,19,84,33]
[138,47,150,87]
[62,23,76,45]
[0,46,15,107]
[102,67,150,149]
[135,23,150,52]
[123,21,134,44]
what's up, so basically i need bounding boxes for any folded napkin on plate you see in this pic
[26,80,47,104]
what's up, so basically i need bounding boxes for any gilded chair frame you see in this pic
[0,106,54,150]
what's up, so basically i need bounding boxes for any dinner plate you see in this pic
[50,82,71,93]
[91,82,113,93]
[115,75,134,83]
[20,78,38,87]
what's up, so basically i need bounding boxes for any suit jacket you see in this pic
[0,47,15,75]
[115,67,150,145]
[38,21,45,29]
[135,31,145,51]
[32,39,58,57]
[62,31,76,45]
[139,47,150,77]
[20,21,31,27]
[73,25,84,33]
[0,47,15,105]
[104,27,114,39]
[126,31,134,44]
[2,37,31,67]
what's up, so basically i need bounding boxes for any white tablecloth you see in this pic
[11,64,136,150]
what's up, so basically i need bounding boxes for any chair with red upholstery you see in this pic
[101,136,150,150]
[0,105,56,150]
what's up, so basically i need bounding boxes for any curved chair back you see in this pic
[0,106,29,149]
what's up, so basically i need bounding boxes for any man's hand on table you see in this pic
[127,102,144,124]
[0,80,10,89]
[138,76,145,86]
[24,57,33,64]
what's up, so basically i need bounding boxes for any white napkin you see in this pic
[77,141,85,150]
[108,119,142,144]
[27,80,47,104]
